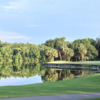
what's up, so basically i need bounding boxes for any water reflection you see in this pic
[0,75,42,86]
[42,68,95,82]
[0,62,97,86]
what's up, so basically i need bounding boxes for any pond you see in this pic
[0,62,97,86]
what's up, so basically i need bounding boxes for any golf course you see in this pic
[46,61,100,65]
[0,65,100,99]
[1,0,100,99]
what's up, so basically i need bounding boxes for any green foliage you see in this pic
[61,51,65,55]
[70,43,87,61]
[66,48,74,61]
[86,45,98,59]
[44,72,58,82]
[73,38,91,48]
[69,38,99,61]
[0,42,40,63]
[88,38,97,47]
[66,57,70,61]
[38,44,58,62]
[0,37,99,63]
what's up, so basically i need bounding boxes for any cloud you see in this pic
[3,2,20,10]
[0,30,30,42]
[1,0,29,12]
[1,0,66,13]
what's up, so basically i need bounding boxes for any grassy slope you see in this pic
[0,74,100,99]
[46,61,100,65]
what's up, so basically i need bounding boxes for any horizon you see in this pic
[0,37,98,45]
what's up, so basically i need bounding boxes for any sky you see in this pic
[0,0,100,45]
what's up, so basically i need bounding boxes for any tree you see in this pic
[78,44,87,61]
[70,43,87,61]
[66,48,74,61]
[86,45,98,60]
[88,38,97,47]
[72,38,98,60]
[96,36,100,57]
[38,45,58,62]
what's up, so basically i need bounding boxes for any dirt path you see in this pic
[0,93,100,100]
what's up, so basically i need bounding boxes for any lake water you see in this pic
[0,75,42,86]
[0,62,96,86]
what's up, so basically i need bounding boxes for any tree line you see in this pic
[0,36,100,63]
[42,37,100,61]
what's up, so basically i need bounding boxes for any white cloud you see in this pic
[0,30,30,42]
[1,0,29,12]
[1,0,64,13]
[3,2,20,10]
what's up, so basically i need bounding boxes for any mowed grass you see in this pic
[46,61,100,65]
[0,74,100,99]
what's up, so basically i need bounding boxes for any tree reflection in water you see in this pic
[0,62,96,83]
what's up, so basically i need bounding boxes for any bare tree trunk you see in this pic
[81,54,84,61]
[58,50,62,60]
[78,56,80,61]
[58,51,61,58]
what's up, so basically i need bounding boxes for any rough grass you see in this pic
[0,73,100,99]
[46,61,100,65]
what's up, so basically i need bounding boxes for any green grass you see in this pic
[46,61,100,65]
[80,98,100,100]
[0,73,100,99]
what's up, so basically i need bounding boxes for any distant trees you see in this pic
[70,38,98,61]
[0,42,40,63]
[0,36,99,63]
[45,37,74,61]
[70,43,87,61]
[38,44,58,62]
[44,37,99,61]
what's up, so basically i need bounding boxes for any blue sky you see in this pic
[0,0,100,45]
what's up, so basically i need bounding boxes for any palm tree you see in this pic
[66,48,74,61]
[78,44,87,61]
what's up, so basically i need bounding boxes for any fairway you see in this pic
[46,61,100,65]
[0,73,100,99]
